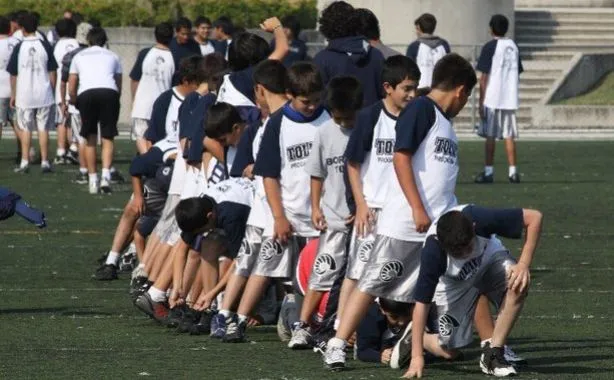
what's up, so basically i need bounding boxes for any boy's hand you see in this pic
[131,195,145,216]
[243,164,255,180]
[413,208,431,233]
[354,204,373,237]
[273,216,293,245]
[194,292,214,311]
[9,96,15,109]
[380,348,392,364]
[479,103,485,120]
[507,262,530,294]
[260,17,282,33]
[403,356,424,378]
[312,208,327,231]
[345,214,355,226]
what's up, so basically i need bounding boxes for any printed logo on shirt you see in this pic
[23,46,43,73]
[325,155,346,173]
[433,137,458,165]
[162,167,171,176]
[379,260,404,282]
[238,239,251,256]
[375,139,394,162]
[502,46,518,71]
[357,239,374,262]
[313,254,337,275]
[259,238,283,261]
[286,142,313,168]
[453,255,483,281]
[438,314,459,337]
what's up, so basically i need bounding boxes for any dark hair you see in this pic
[319,1,357,40]
[415,13,437,34]
[154,22,173,45]
[55,18,77,38]
[382,55,421,88]
[18,12,37,33]
[0,16,10,35]
[489,14,509,37]
[88,18,101,28]
[227,32,270,71]
[10,10,28,23]
[287,62,324,97]
[199,52,228,87]
[281,15,301,39]
[354,8,380,41]
[436,210,475,258]
[71,12,84,25]
[416,87,431,97]
[177,55,204,84]
[206,102,243,139]
[379,298,413,316]
[213,16,234,36]
[87,27,108,47]
[175,197,216,233]
[431,53,477,94]
[175,16,192,31]
[195,16,212,28]
[31,11,41,28]
[253,59,288,95]
[327,76,363,112]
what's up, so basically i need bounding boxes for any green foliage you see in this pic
[0,0,317,28]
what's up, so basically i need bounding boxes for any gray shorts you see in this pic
[132,118,149,140]
[152,194,181,241]
[16,106,54,132]
[478,107,518,140]
[235,225,264,277]
[434,252,516,349]
[0,98,13,125]
[357,235,422,303]
[163,219,182,246]
[252,236,300,279]
[346,209,380,280]
[308,229,348,291]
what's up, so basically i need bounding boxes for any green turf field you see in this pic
[1,139,613,379]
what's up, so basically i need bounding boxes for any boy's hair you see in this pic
[490,14,509,37]
[87,27,107,47]
[175,197,215,233]
[55,18,77,38]
[431,53,477,94]
[415,13,437,35]
[287,62,324,97]
[71,12,84,25]
[17,12,37,33]
[319,1,357,40]
[10,10,28,24]
[177,55,204,84]
[154,22,174,46]
[416,87,431,97]
[88,18,101,28]
[213,16,234,36]
[436,210,475,258]
[227,32,270,71]
[198,53,227,88]
[379,298,413,316]
[31,11,41,28]
[195,16,212,28]
[327,76,363,112]
[281,15,301,39]
[354,8,380,41]
[175,16,192,31]
[0,16,10,35]
[253,59,288,95]
[206,102,243,139]
[382,55,421,88]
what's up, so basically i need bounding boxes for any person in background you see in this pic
[46,9,73,45]
[169,17,201,85]
[271,15,307,67]
[406,13,451,89]
[212,16,234,59]
[0,15,21,162]
[194,16,215,56]
[354,8,401,59]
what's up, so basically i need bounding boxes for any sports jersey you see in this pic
[344,101,398,209]
[406,36,451,89]
[183,92,217,163]
[144,87,185,144]
[198,41,215,56]
[377,96,458,242]
[229,120,262,178]
[253,103,331,237]
[477,38,524,110]
[6,36,57,109]
[12,29,46,42]
[305,120,352,231]
[413,205,523,304]
[0,36,19,98]
[69,46,122,95]
[216,66,261,123]
[130,46,175,120]
[53,38,78,101]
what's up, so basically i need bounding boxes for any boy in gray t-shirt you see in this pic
[287,77,364,349]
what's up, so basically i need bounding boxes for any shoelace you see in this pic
[226,321,238,335]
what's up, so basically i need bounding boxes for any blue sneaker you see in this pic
[223,315,247,343]
[210,312,227,339]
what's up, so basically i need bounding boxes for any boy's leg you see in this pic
[35,107,52,168]
[476,107,497,183]
[474,295,494,341]
[15,108,33,171]
[502,110,519,181]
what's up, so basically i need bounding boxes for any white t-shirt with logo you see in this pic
[53,38,78,102]
[477,38,523,110]
[69,46,122,95]
[0,36,19,98]
[130,47,175,120]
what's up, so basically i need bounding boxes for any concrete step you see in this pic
[519,83,552,95]
[520,93,545,102]
[520,50,576,61]
[516,7,614,20]
[516,34,614,44]
[516,19,614,30]
[522,60,569,71]
[515,25,614,36]
[518,43,614,54]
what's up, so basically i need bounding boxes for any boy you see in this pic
[270,15,307,67]
[194,16,215,56]
[406,13,451,90]
[7,11,57,174]
[0,16,20,159]
[405,205,542,378]
[474,14,524,184]
[288,76,363,349]
[130,22,175,154]
[339,55,420,328]
[355,8,401,59]
[169,17,201,85]
[212,16,234,59]
[324,54,477,371]
[220,62,330,343]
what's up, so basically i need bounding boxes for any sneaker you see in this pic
[475,171,494,184]
[223,315,247,343]
[65,150,79,165]
[323,342,346,371]
[480,343,517,377]
[504,345,527,365]
[166,305,186,328]
[89,181,99,195]
[288,322,312,349]
[100,177,112,194]
[92,264,118,281]
[190,309,214,335]
[53,155,67,165]
[210,313,227,339]
[41,164,53,174]
[129,276,149,300]
[177,308,201,334]
[390,322,413,369]
[508,173,520,184]
[134,292,169,323]
[75,172,88,184]
[14,165,29,174]
[119,250,137,273]
[110,170,125,184]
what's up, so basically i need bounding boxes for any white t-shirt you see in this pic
[164,87,185,144]
[69,46,122,95]
[478,38,523,110]
[0,36,19,98]
[12,29,46,42]
[130,47,175,120]
[53,38,78,102]
[246,121,272,229]
[199,41,215,56]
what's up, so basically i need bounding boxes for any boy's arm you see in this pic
[479,74,488,119]
[508,209,543,293]
[48,71,57,96]
[170,238,190,308]
[310,177,326,231]
[68,74,78,105]
[9,76,16,108]
[263,177,293,244]
[261,17,288,61]
[475,41,496,119]
[404,301,429,378]
[194,260,236,310]
[393,151,430,232]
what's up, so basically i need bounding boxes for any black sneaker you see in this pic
[223,315,247,343]
[92,264,118,281]
[475,172,494,184]
[390,322,412,369]
[166,305,186,328]
[110,170,125,184]
[65,150,79,165]
[190,309,214,335]
[13,165,29,174]
[177,308,202,334]
[129,276,149,299]
[41,164,53,174]
[75,172,88,184]
[480,343,517,377]
[508,173,520,184]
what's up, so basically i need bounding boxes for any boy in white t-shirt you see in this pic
[0,16,20,159]
[406,13,451,90]
[475,14,524,184]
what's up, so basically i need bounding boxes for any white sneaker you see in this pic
[287,323,312,349]
[323,340,346,371]
[100,177,111,194]
[89,181,99,194]
[504,345,526,364]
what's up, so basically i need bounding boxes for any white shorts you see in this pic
[346,209,380,280]
[235,225,264,277]
[16,106,54,132]
[132,118,149,140]
[308,229,348,291]
[478,108,518,140]
[70,112,85,144]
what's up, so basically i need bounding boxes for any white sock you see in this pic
[237,314,248,323]
[147,286,167,303]
[105,251,120,266]
[219,309,232,318]
[57,149,66,157]
[20,159,29,168]
[509,166,517,177]
[137,263,145,269]
[328,337,347,349]
[89,173,98,184]
[101,168,111,181]
[481,338,492,348]
[484,166,494,176]
[333,318,340,331]
[79,167,87,174]
[69,144,78,153]
[41,160,50,168]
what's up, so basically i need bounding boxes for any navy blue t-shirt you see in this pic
[169,38,201,85]
[183,93,217,164]
[229,120,262,178]
[271,38,308,67]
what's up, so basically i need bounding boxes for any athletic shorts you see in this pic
[346,208,380,280]
[252,236,300,279]
[16,106,54,132]
[136,215,159,238]
[132,118,149,140]
[152,194,181,241]
[76,88,120,139]
[235,225,264,277]
[55,103,66,125]
[434,252,517,349]
[478,107,518,140]
[308,229,349,291]
[357,235,422,303]
[69,112,85,144]
[0,98,13,125]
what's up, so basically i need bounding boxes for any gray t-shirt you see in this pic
[305,120,352,231]
[373,41,402,59]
